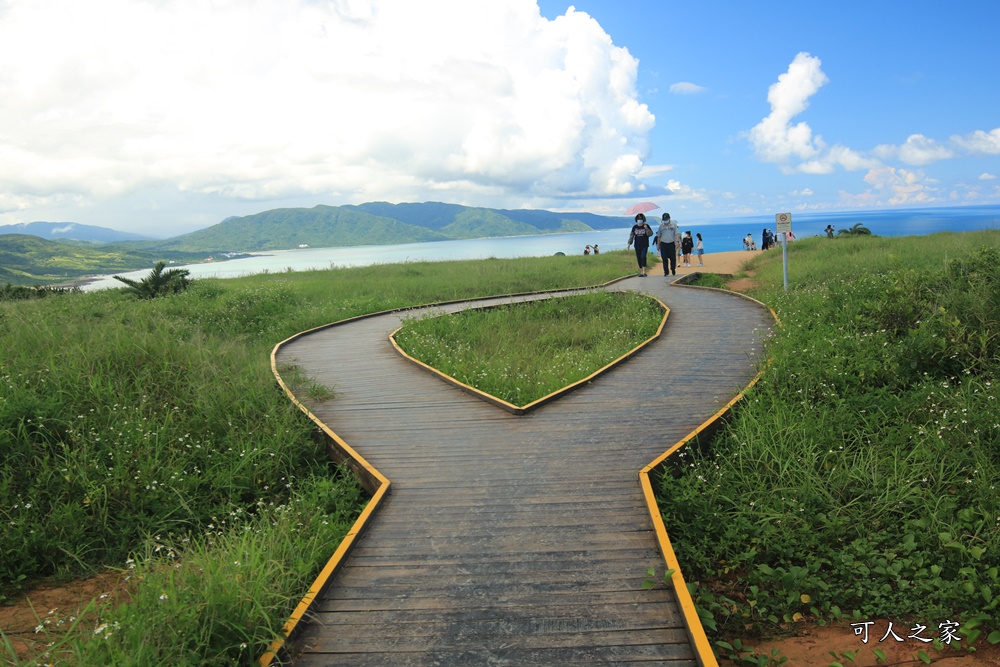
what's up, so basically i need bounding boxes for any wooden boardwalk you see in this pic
[270,275,772,666]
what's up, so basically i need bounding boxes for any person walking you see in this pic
[626,213,654,277]
[653,212,680,276]
[681,230,694,267]
[695,232,705,266]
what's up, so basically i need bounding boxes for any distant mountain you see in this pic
[147,202,624,252]
[0,221,154,243]
[0,202,628,284]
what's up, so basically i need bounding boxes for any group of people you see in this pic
[626,212,703,277]
[754,228,794,251]
[582,244,600,255]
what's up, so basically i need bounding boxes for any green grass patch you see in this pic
[688,273,727,289]
[654,231,1000,648]
[394,291,664,406]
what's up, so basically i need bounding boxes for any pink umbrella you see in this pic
[625,202,659,216]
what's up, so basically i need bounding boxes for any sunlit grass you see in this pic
[0,251,638,664]
[656,231,1000,648]
[394,291,664,406]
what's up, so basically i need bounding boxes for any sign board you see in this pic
[775,212,792,234]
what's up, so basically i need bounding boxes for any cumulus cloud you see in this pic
[669,82,707,95]
[747,52,828,163]
[873,134,955,165]
[747,53,999,210]
[664,178,710,203]
[953,128,1000,155]
[980,173,998,180]
[0,0,655,227]
[862,167,939,205]
[798,145,879,174]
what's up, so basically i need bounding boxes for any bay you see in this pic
[81,204,1000,291]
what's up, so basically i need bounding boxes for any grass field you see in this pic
[656,231,1000,654]
[5,231,998,664]
[0,252,638,665]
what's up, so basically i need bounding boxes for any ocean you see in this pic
[80,204,1000,291]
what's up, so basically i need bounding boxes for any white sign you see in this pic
[775,212,792,233]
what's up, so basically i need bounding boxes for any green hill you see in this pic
[148,203,621,253]
[152,205,450,252]
[0,235,210,287]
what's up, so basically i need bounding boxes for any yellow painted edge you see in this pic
[258,481,389,666]
[388,293,669,415]
[637,278,779,667]
[261,343,391,666]
[639,470,718,667]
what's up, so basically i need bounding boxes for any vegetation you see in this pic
[836,222,872,235]
[0,234,208,287]
[113,261,192,298]
[653,231,1000,655]
[688,273,727,289]
[394,291,664,406]
[0,284,81,301]
[0,251,637,665]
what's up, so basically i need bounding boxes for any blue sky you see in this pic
[1,1,998,236]
[536,1,1000,220]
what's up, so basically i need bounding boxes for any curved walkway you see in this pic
[270,275,773,666]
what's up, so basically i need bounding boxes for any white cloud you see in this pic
[873,134,954,165]
[636,164,674,179]
[664,178,710,203]
[952,128,1000,155]
[792,188,813,196]
[797,145,878,174]
[669,82,707,95]
[747,52,828,163]
[0,0,655,229]
[861,166,939,205]
[980,173,998,181]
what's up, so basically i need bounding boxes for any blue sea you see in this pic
[81,204,1000,290]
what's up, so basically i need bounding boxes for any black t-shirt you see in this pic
[630,224,652,246]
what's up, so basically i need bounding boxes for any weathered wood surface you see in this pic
[275,276,772,666]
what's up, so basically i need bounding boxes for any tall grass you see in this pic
[394,291,664,406]
[0,252,636,664]
[656,231,1000,647]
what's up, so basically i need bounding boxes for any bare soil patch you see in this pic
[750,621,1000,666]
[0,572,128,662]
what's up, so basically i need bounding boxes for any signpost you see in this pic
[775,212,792,291]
